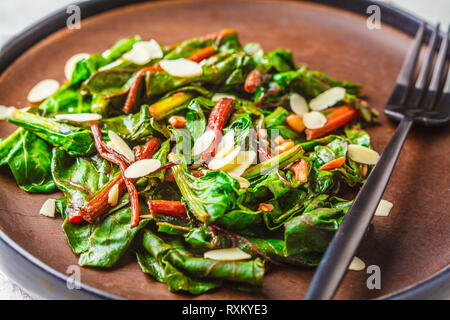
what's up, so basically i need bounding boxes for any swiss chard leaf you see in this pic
[8,110,95,156]
[78,202,151,267]
[137,249,221,295]
[0,128,55,193]
[170,158,240,224]
[39,84,92,116]
[142,230,264,286]
[284,195,350,256]
[71,35,141,84]
[100,105,162,141]
[51,148,119,209]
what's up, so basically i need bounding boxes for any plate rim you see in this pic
[0,0,448,300]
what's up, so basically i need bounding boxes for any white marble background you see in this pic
[0,0,448,300]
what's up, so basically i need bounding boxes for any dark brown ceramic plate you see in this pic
[0,0,448,300]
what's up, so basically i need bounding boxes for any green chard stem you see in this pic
[8,109,95,156]
[242,144,304,179]
[168,153,209,222]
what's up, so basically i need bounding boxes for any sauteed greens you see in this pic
[0,29,379,294]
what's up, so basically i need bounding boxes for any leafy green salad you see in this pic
[0,29,382,294]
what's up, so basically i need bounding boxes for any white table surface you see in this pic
[0,0,448,300]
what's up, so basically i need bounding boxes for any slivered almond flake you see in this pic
[347,144,380,165]
[0,105,8,120]
[208,146,241,170]
[192,130,216,156]
[309,87,346,111]
[204,248,251,261]
[108,184,119,207]
[55,113,102,122]
[101,49,111,59]
[230,175,250,189]
[64,53,90,80]
[124,159,162,179]
[135,40,163,59]
[375,199,393,217]
[39,199,56,218]
[290,93,309,115]
[212,93,235,102]
[108,130,135,162]
[27,79,60,103]
[225,150,257,177]
[98,59,124,71]
[160,58,203,77]
[348,256,365,271]
[303,111,327,129]
[215,130,235,159]
[123,43,152,65]
[6,107,17,118]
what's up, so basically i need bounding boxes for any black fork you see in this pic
[305,23,450,300]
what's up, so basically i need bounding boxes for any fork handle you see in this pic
[304,117,414,300]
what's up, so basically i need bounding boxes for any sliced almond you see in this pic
[134,40,163,59]
[375,199,393,217]
[55,113,102,122]
[108,130,135,162]
[160,58,203,77]
[192,130,216,156]
[123,44,152,65]
[64,53,90,80]
[101,49,111,59]
[309,87,346,111]
[212,93,235,102]
[98,59,124,71]
[108,184,119,207]
[208,146,241,170]
[215,130,235,159]
[0,105,8,120]
[39,199,56,218]
[124,159,162,179]
[348,256,365,271]
[204,247,251,261]
[290,93,309,115]
[230,175,251,189]
[6,107,17,118]
[225,150,257,177]
[347,144,380,165]
[303,111,327,129]
[27,79,60,103]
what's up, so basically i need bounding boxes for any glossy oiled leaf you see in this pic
[142,230,264,286]
[284,195,350,256]
[137,250,221,294]
[71,35,141,84]
[0,128,55,193]
[100,105,162,141]
[56,197,94,254]
[78,202,151,267]
[39,84,92,116]
[170,159,240,223]
[8,110,95,156]
[51,148,119,209]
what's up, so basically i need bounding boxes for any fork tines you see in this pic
[385,23,450,126]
